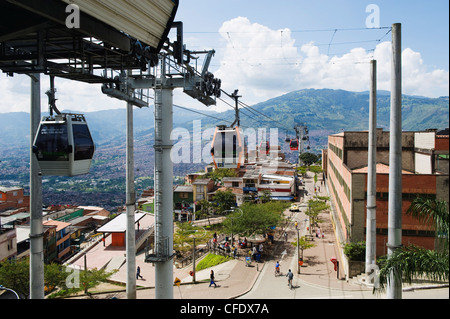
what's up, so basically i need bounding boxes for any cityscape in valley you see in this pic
[0,0,449,302]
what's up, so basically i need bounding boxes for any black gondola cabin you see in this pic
[32,114,95,176]
[210,126,243,169]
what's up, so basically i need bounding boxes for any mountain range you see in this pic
[0,88,448,209]
[1,88,448,152]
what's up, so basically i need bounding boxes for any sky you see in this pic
[0,0,448,114]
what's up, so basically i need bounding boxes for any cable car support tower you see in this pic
[293,124,310,165]
[122,23,222,299]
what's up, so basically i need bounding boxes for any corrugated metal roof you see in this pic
[62,0,178,49]
[174,185,193,192]
[97,212,146,233]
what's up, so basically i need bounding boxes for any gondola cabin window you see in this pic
[72,123,95,161]
[34,124,69,161]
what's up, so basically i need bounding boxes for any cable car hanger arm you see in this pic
[46,75,61,116]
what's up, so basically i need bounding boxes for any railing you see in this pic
[135,226,153,251]
[176,245,209,269]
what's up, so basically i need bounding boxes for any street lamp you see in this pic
[0,285,20,299]
[226,208,243,248]
[297,228,300,274]
[189,226,207,284]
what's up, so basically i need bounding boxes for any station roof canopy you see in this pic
[0,0,179,82]
[97,212,146,233]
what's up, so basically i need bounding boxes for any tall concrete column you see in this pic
[29,73,44,299]
[154,72,174,299]
[126,76,137,299]
[365,60,377,276]
[387,23,403,299]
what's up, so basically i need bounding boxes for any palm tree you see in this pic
[376,197,449,292]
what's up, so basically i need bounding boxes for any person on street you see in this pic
[209,270,217,288]
[286,269,294,287]
[275,261,281,276]
[136,266,143,280]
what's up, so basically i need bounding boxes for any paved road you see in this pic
[240,171,449,300]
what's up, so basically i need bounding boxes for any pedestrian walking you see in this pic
[283,231,288,242]
[286,269,294,288]
[252,246,257,261]
[136,266,143,279]
[209,270,217,288]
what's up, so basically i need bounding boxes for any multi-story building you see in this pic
[43,220,73,262]
[324,128,449,256]
[0,187,29,212]
[0,226,16,262]
[258,174,295,200]
[173,185,193,221]
[192,179,215,205]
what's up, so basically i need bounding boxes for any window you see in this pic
[180,192,188,199]
[8,239,14,250]
[34,123,69,161]
[72,124,95,161]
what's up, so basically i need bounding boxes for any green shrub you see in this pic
[343,241,366,261]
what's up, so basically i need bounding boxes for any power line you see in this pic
[184,26,391,34]
[172,103,234,125]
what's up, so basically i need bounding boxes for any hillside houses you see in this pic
[166,147,299,222]
[0,197,111,263]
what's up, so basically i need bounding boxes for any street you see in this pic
[239,171,449,300]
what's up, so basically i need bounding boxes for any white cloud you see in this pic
[210,17,449,110]
[0,74,127,114]
[1,17,448,114]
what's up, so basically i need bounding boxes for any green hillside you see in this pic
[208,89,449,150]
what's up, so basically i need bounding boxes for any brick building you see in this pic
[324,128,449,256]
[0,187,29,212]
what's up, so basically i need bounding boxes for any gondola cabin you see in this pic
[290,139,299,151]
[210,126,243,169]
[32,114,95,176]
[259,141,270,156]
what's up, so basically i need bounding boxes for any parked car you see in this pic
[289,203,299,212]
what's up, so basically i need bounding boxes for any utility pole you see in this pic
[297,228,300,274]
[29,73,44,299]
[365,60,377,278]
[387,23,402,299]
[126,71,137,299]
[192,237,196,283]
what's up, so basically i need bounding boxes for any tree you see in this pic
[196,199,214,225]
[306,199,329,233]
[259,189,271,203]
[206,168,237,185]
[291,236,316,263]
[79,267,117,294]
[376,198,449,292]
[0,258,116,298]
[0,258,29,298]
[223,202,286,237]
[299,152,319,166]
[213,189,236,215]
